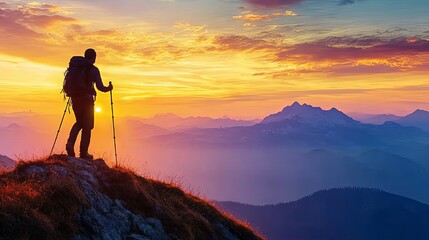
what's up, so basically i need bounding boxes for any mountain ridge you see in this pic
[134,114,258,130]
[261,102,358,125]
[394,109,429,131]
[216,188,429,240]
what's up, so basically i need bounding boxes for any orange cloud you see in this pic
[174,22,206,33]
[209,34,429,76]
[272,10,299,17]
[233,13,272,22]
[243,23,256,28]
[19,2,70,15]
[233,10,298,23]
[0,2,80,65]
[212,35,276,51]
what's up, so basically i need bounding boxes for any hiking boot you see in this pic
[80,152,94,160]
[66,143,75,157]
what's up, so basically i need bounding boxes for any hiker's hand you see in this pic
[108,81,113,91]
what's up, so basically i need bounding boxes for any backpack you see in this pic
[62,56,93,97]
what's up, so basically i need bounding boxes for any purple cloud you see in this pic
[242,0,366,7]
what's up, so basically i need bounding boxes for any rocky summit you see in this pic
[0,155,262,240]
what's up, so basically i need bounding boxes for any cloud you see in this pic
[274,37,429,75]
[1,0,428,81]
[0,2,201,67]
[233,12,272,22]
[18,2,70,15]
[243,0,304,8]
[243,23,256,28]
[24,14,76,28]
[272,10,298,17]
[0,2,81,65]
[338,0,364,5]
[242,0,366,8]
[212,35,276,51]
[278,37,429,62]
[233,10,298,23]
[0,2,76,30]
[209,33,429,77]
[0,8,42,38]
[174,22,207,33]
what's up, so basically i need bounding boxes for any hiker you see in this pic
[65,48,113,159]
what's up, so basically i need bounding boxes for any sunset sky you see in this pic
[1,0,429,119]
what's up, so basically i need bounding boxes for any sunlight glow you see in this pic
[0,0,428,117]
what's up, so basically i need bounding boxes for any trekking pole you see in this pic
[50,98,70,156]
[109,82,118,167]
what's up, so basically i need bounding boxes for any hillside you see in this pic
[216,188,429,240]
[0,155,262,240]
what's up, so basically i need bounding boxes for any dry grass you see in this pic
[0,160,88,240]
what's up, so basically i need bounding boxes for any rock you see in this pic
[127,233,150,240]
[66,157,171,240]
[131,216,170,240]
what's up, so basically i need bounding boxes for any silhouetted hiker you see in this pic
[64,48,113,160]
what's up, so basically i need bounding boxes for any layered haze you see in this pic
[3,102,429,205]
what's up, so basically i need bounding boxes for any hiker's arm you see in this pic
[92,68,113,92]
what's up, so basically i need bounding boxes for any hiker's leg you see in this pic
[69,97,85,145]
[80,96,94,158]
[67,122,82,146]
[80,128,91,154]
[67,98,84,157]
[66,122,81,157]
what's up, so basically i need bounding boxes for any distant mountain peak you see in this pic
[393,109,429,131]
[261,102,357,125]
[291,101,301,107]
[154,113,182,119]
[410,109,429,115]
[5,123,23,130]
[399,109,429,122]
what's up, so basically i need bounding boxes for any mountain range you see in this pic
[130,113,258,131]
[351,109,429,131]
[216,188,429,240]
[135,102,429,204]
[146,102,429,150]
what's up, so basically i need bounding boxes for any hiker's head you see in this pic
[84,48,97,64]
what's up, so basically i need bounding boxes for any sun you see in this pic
[95,107,102,113]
